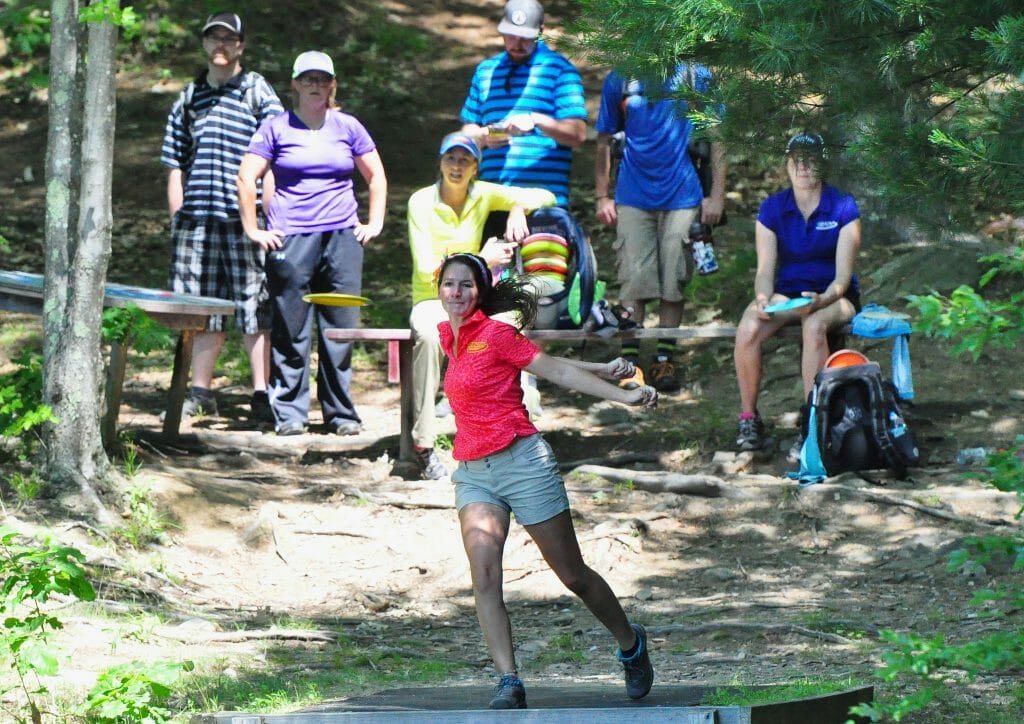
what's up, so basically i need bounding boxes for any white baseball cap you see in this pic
[292,51,335,78]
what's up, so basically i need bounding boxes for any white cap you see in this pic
[292,51,335,78]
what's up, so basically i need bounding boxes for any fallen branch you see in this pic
[572,465,722,497]
[156,626,337,644]
[558,451,659,471]
[370,494,454,510]
[650,620,852,645]
[64,520,111,541]
[289,528,372,538]
[827,484,1010,528]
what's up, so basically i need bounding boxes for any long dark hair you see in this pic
[439,253,538,330]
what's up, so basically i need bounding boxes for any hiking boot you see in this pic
[488,673,527,710]
[648,359,681,392]
[618,366,645,391]
[250,391,274,425]
[736,414,766,451]
[416,448,449,480]
[617,623,654,700]
[181,387,218,418]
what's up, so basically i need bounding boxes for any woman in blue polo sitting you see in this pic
[733,132,861,455]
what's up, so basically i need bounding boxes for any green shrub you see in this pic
[0,351,55,440]
[77,660,194,724]
[0,525,95,722]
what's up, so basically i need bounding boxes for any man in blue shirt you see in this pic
[460,0,587,215]
[595,64,727,392]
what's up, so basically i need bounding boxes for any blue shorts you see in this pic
[453,434,570,526]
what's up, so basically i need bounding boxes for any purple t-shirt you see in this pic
[247,110,376,234]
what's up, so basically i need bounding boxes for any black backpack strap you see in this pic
[867,374,915,477]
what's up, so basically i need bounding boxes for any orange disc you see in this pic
[824,349,869,369]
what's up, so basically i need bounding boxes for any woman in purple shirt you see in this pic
[733,132,861,455]
[238,51,387,436]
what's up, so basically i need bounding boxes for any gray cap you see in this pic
[497,0,543,39]
[203,12,243,37]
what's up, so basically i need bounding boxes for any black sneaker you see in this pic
[181,387,218,417]
[617,623,654,700]
[648,359,681,392]
[250,391,274,425]
[416,448,449,480]
[736,414,766,451]
[488,673,527,709]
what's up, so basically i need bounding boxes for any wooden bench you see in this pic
[326,320,871,464]
[325,325,738,462]
[0,270,236,446]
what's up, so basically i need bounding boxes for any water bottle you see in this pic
[888,411,907,438]
[689,222,719,275]
[955,447,990,466]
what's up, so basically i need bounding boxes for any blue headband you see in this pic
[446,253,492,288]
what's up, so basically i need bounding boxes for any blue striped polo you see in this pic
[460,41,586,206]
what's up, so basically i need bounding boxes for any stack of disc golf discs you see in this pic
[520,233,570,284]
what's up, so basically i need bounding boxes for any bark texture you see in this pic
[43,1,118,523]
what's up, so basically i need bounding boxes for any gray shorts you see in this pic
[168,212,270,333]
[453,434,570,526]
[614,205,698,303]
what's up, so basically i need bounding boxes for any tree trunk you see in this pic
[43,0,117,524]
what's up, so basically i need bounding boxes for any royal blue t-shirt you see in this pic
[595,64,714,210]
[757,184,860,296]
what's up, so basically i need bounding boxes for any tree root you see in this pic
[823,483,1011,528]
[155,627,337,644]
[571,464,723,497]
[650,620,853,645]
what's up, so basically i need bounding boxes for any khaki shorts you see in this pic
[614,205,699,303]
[453,434,569,526]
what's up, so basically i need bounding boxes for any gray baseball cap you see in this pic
[497,0,543,39]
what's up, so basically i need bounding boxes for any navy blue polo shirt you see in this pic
[757,184,860,296]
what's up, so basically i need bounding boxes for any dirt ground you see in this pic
[2,1,1023,720]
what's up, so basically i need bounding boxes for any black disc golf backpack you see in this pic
[796,360,920,482]
[520,207,601,330]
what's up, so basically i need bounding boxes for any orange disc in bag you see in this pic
[824,349,869,369]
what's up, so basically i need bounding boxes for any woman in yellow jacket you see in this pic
[408,133,555,478]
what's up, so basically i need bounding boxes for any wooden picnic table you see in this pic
[0,270,236,445]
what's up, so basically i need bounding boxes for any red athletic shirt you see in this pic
[439,309,540,461]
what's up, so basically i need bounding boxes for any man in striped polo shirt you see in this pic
[460,0,586,237]
[160,11,283,424]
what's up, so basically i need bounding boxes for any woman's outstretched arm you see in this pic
[526,353,657,409]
